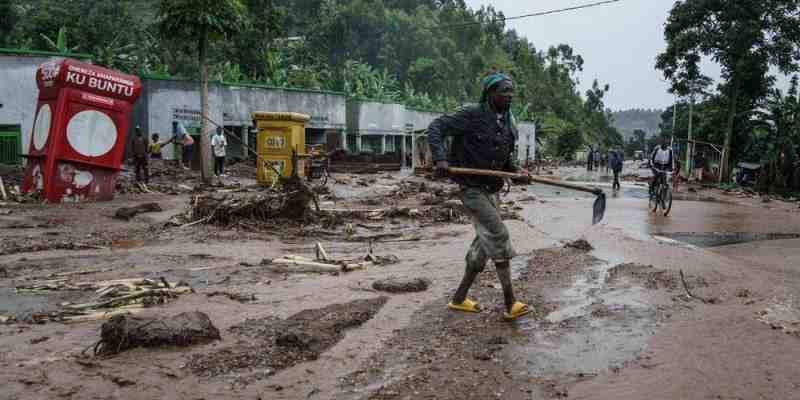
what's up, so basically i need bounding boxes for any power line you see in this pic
[435,0,622,30]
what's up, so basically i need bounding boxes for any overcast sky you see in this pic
[463,0,721,111]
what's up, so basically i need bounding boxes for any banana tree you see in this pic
[40,27,80,54]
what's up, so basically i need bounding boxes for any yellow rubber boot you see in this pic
[448,298,481,313]
[503,301,531,321]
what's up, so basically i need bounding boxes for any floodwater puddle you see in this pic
[510,259,657,377]
[0,287,84,318]
[658,232,800,248]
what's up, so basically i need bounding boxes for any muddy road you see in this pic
[2,167,800,400]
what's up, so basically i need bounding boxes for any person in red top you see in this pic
[177,124,195,170]
[131,126,150,184]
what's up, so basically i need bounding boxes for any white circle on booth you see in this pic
[33,104,52,150]
[66,110,117,157]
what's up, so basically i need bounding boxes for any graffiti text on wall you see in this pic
[173,108,202,122]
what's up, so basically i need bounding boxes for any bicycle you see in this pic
[649,167,673,216]
[305,146,330,186]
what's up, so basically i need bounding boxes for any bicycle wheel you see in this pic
[649,184,660,212]
[661,186,673,216]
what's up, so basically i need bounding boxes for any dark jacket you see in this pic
[427,102,518,192]
[610,152,624,172]
[132,135,149,158]
[693,154,705,169]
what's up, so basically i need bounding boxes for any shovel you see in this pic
[447,167,606,225]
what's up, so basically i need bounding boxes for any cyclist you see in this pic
[649,137,673,196]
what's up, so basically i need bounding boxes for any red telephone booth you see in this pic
[21,59,141,202]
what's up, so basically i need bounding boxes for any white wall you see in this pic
[0,54,68,156]
[138,79,347,159]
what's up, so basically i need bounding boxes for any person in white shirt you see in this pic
[211,127,228,176]
[650,136,674,195]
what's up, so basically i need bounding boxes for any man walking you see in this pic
[211,127,228,177]
[427,72,530,321]
[611,149,624,191]
[594,149,601,170]
[131,126,149,184]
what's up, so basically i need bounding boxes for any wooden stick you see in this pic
[679,270,709,304]
[178,215,211,229]
[62,305,145,324]
[447,167,602,195]
[343,262,371,271]
[74,242,109,250]
[269,258,341,273]
[64,287,192,310]
[0,175,7,201]
[315,242,329,261]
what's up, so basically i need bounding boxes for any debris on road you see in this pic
[757,300,800,337]
[265,251,398,274]
[1,240,108,256]
[206,291,256,303]
[564,239,594,252]
[679,269,717,304]
[187,297,387,384]
[114,202,162,220]
[92,311,220,355]
[13,278,193,324]
[372,277,430,293]
[188,177,318,226]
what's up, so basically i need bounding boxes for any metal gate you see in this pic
[0,126,22,165]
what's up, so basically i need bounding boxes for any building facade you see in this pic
[0,50,92,165]
[2,52,535,170]
[132,77,347,161]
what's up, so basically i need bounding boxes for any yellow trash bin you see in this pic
[253,112,310,183]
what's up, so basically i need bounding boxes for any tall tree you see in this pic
[158,0,247,182]
[0,0,19,47]
[656,0,800,180]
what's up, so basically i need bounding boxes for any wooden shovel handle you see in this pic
[447,167,602,195]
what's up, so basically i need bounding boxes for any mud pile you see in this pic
[372,277,430,293]
[187,297,388,385]
[93,311,220,355]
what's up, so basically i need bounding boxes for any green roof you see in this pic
[140,74,346,96]
[347,97,405,106]
[0,48,92,60]
[405,106,449,114]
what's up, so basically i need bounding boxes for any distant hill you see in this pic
[611,109,662,139]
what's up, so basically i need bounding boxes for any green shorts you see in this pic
[460,187,516,272]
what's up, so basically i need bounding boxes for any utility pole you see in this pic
[670,97,677,157]
[686,92,694,179]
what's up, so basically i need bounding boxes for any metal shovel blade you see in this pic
[592,191,606,225]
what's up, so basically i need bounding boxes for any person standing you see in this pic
[131,126,150,184]
[594,149,601,170]
[211,127,228,177]
[427,72,530,321]
[149,133,174,160]
[587,146,594,171]
[611,150,624,191]
[178,125,195,170]
[693,151,705,182]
